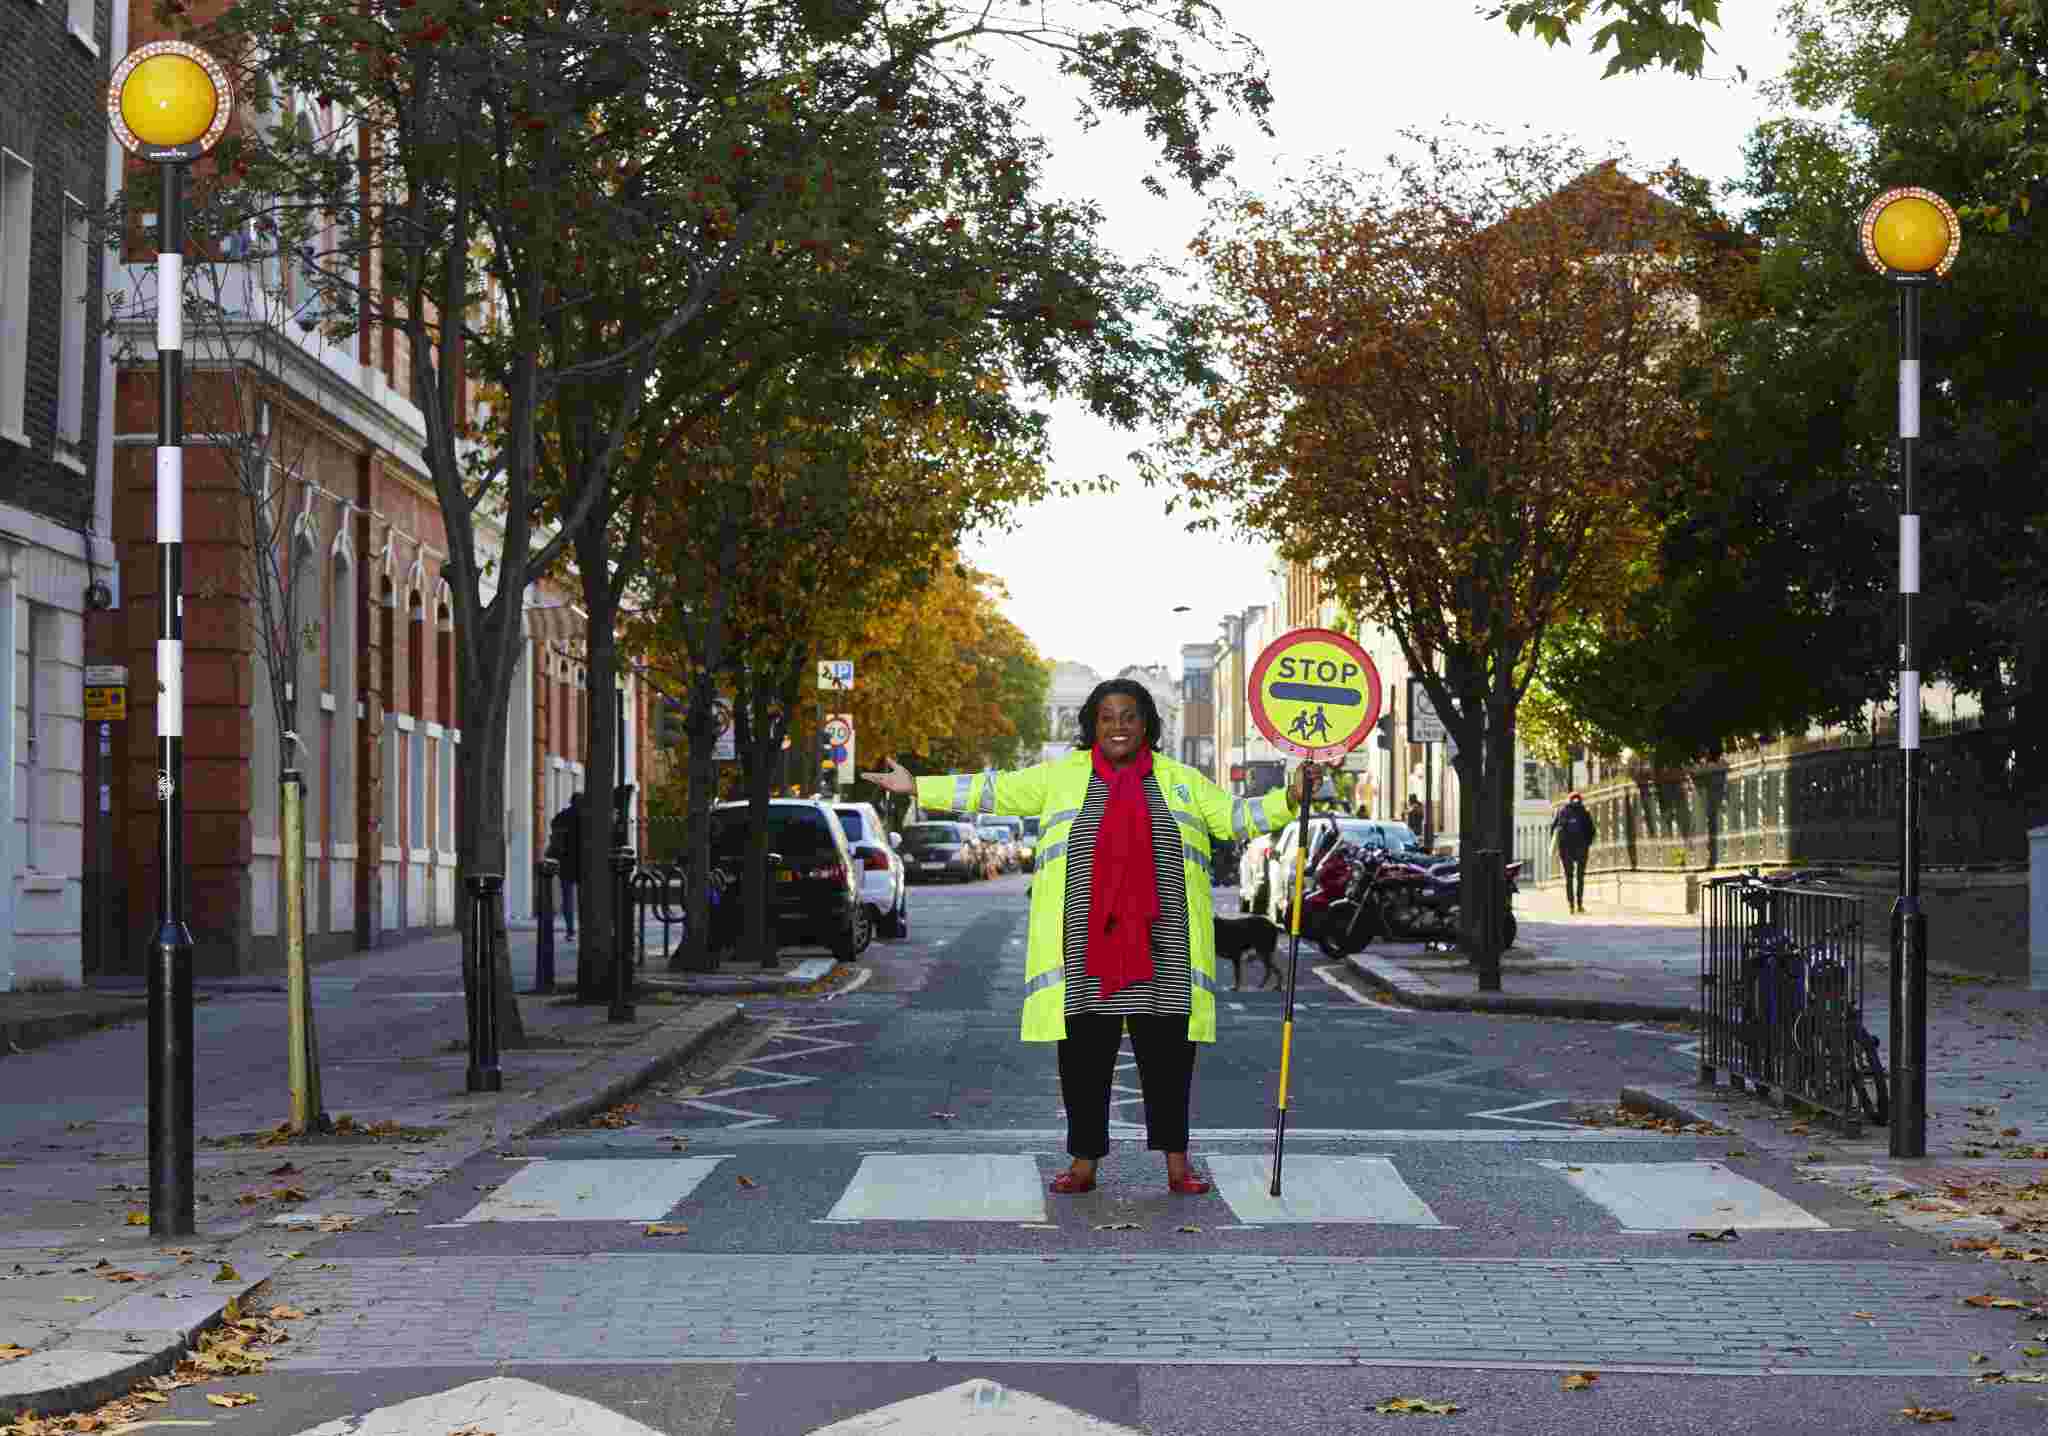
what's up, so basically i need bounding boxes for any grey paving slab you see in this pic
[261,1251,2014,1375]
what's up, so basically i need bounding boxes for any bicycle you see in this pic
[1735,870,1887,1126]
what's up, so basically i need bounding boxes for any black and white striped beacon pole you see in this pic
[1858,187,1959,1160]
[109,41,232,1237]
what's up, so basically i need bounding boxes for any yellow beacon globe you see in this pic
[120,54,218,149]
[1871,195,1951,274]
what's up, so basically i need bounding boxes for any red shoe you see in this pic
[1167,1172,1212,1195]
[1049,1169,1097,1195]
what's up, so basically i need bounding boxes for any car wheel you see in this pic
[834,905,872,961]
[879,894,905,940]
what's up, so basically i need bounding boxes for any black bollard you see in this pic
[466,873,504,1092]
[533,857,559,994]
[609,847,637,1023]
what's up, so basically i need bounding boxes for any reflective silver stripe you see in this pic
[1247,800,1274,837]
[1191,969,1218,994]
[1183,842,1210,877]
[1230,798,1250,842]
[1174,810,1204,839]
[1037,840,1067,868]
[1024,968,1065,997]
[1047,808,1081,830]
[979,769,997,815]
[953,774,973,812]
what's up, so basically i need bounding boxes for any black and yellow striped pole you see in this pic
[1269,761,1319,1196]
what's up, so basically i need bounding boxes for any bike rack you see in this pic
[1699,869,1884,1134]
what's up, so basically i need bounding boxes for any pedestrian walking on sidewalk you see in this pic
[1405,795,1425,837]
[1550,791,1596,914]
[546,792,583,937]
[865,679,1309,1197]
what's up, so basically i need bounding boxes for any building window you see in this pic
[55,193,89,459]
[329,554,355,843]
[409,729,425,847]
[0,148,33,443]
[1523,759,1545,802]
[19,602,45,867]
[438,736,453,853]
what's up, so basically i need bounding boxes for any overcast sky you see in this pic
[962,1,1799,679]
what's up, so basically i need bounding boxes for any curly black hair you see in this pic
[1077,679,1163,753]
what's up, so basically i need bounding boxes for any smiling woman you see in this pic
[864,681,1311,1197]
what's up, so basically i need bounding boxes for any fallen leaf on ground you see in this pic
[1969,1352,1990,1363]
[736,1175,758,1189]
[96,1268,143,1283]
[1688,1228,1739,1243]
[1373,1396,1461,1415]
[61,1294,94,1303]
[1561,1371,1597,1391]
[1851,1312,1876,1320]
[213,1262,242,1283]
[1900,1408,1955,1424]
[205,1391,259,1408]
[124,1211,147,1226]
[588,1103,640,1130]
[1175,1224,1202,1233]
[1963,1294,2028,1309]
[643,1223,689,1237]
[267,1305,306,1320]
[316,1214,356,1232]
[0,1343,31,1361]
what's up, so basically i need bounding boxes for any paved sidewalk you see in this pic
[1347,883,2048,1162]
[0,929,746,1419]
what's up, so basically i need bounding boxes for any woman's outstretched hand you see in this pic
[862,757,915,795]
[1296,761,1322,807]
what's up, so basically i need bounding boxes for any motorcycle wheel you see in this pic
[1503,912,1518,948]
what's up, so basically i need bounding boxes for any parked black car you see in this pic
[900,820,987,883]
[708,800,867,958]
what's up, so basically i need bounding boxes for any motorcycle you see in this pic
[1303,840,1520,958]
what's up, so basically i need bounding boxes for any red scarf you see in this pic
[1086,745,1159,1000]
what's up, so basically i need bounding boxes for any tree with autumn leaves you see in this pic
[163,0,1271,1028]
[1165,131,1730,921]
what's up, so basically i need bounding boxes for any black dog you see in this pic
[1213,914,1282,990]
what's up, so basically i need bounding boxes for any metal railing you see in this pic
[1699,869,1887,1133]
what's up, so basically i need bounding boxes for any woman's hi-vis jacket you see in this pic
[914,751,1296,1045]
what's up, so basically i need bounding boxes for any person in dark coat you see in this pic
[547,792,583,937]
[1549,791,1596,914]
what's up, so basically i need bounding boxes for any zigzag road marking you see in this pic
[1467,1097,1580,1129]
[667,1018,862,1127]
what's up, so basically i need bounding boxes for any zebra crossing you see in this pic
[441,1148,1836,1232]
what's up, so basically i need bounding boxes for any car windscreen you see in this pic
[709,809,837,861]
[833,809,867,841]
[1380,823,1420,849]
[902,824,961,847]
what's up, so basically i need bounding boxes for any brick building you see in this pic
[1,0,116,991]
[75,2,637,978]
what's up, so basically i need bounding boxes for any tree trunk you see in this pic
[574,515,625,1001]
[454,636,527,1048]
[741,680,781,968]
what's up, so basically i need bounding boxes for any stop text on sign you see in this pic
[1247,627,1382,762]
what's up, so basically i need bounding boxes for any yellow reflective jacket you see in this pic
[914,752,1296,1043]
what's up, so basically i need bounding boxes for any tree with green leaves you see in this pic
[172,0,1271,1023]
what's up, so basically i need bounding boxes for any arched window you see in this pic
[293,531,324,850]
[329,549,356,847]
[408,592,425,850]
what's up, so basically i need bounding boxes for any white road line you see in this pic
[541,1127,1683,1146]
[1206,1154,1449,1226]
[456,1158,726,1223]
[826,1154,1048,1222]
[288,1377,664,1435]
[823,967,873,999]
[1311,963,1409,1011]
[1467,1098,1581,1129]
[1536,1159,1833,1231]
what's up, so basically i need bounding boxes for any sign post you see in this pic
[1247,628,1382,1196]
[1407,679,1446,851]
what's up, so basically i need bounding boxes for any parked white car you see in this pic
[832,801,908,940]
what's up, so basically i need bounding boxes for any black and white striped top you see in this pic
[1061,770,1192,1017]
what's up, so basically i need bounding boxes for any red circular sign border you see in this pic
[1247,626,1383,762]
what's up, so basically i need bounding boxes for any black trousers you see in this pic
[1056,1012,1197,1159]
[1560,851,1588,909]
[559,877,578,934]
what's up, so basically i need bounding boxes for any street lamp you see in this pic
[1859,186,1960,1160]
[108,40,233,1238]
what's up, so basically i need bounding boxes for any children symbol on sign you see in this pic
[1288,706,1332,742]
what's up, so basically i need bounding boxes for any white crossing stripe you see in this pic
[456,1158,726,1223]
[290,1377,660,1435]
[806,1378,1142,1434]
[1536,1160,1832,1231]
[1205,1155,1447,1226]
[826,1154,1048,1222]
